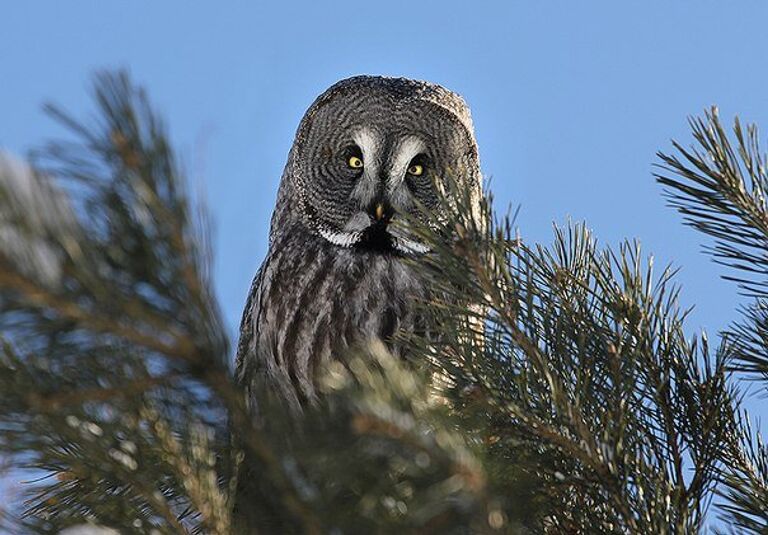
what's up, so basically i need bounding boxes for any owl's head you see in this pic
[281,75,481,255]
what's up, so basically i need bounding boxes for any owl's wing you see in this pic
[235,266,264,385]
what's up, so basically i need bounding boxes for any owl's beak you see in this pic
[371,202,393,223]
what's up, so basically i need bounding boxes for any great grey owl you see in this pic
[235,75,481,413]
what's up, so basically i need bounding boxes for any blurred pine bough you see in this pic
[0,71,766,533]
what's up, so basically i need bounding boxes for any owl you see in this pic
[235,75,482,413]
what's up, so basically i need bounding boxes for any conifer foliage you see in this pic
[0,72,764,533]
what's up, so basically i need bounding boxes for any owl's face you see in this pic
[288,77,480,255]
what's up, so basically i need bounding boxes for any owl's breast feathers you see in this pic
[236,229,427,412]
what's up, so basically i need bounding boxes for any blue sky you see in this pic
[2,0,768,512]
[5,1,767,340]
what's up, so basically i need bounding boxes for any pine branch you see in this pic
[401,181,736,533]
[0,71,244,533]
[655,107,768,298]
[716,411,768,532]
[656,108,768,533]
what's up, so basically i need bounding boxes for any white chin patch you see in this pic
[392,236,431,255]
[319,226,431,255]
[319,228,362,248]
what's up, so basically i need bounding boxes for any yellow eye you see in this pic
[348,155,364,169]
[407,163,424,176]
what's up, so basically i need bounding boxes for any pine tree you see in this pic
[0,71,764,533]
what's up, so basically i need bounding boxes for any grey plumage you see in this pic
[235,75,481,413]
